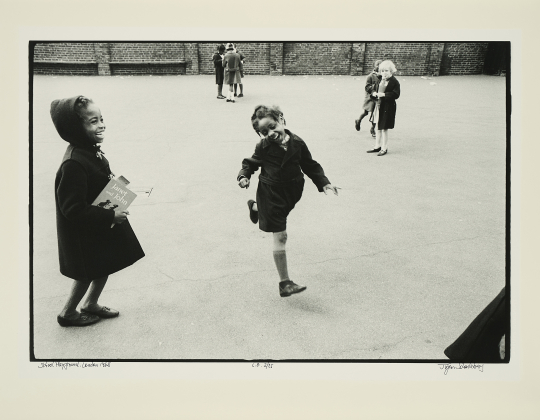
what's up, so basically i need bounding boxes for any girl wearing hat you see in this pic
[222,43,242,103]
[50,95,145,326]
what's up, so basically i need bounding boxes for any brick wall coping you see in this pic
[34,60,95,64]
[108,61,187,64]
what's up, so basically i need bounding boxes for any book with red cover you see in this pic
[92,175,137,227]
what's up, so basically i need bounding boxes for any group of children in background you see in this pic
[212,43,245,102]
[50,53,399,326]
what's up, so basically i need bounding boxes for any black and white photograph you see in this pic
[30,40,510,362]
[4,0,539,413]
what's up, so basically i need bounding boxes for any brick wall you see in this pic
[109,43,185,62]
[283,42,352,75]
[440,43,489,75]
[197,42,271,75]
[32,42,498,77]
[33,63,98,75]
[110,63,186,75]
[363,42,435,76]
[34,42,95,63]
[270,43,284,76]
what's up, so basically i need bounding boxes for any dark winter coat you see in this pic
[238,129,330,192]
[238,129,330,232]
[370,76,400,130]
[51,96,145,282]
[212,52,225,85]
[444,287,508,362]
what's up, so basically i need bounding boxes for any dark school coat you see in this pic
[444,287,508,362]
[370,76,400,130]
[212,52,225,85]
[238,130,330,192]
[55,145,145,281]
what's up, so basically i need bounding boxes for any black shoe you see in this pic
[355,119,360,131]
[238,93,244,98]
[226,99,231,102]
[367,147,381,153]
[377,149,388,156]
[234,93,238,97]
[247,199,258,224]
[279,280,307,297]
[57,313,100,327]
[81,305,119,319]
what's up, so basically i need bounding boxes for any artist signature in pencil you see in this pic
[438,363,484,375]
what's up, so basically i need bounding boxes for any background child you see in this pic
[222,43,242,103]
[51,95,145,326]
[237,105,339,297]
[367,60,401,156]
[212,44,226,99]
[232,43,245,98]
[355,59,382,138]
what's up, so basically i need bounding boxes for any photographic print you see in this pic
[30,39,510,363]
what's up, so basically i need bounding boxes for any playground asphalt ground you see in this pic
[30,73,507,360]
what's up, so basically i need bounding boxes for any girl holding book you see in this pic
[51,95,145,327]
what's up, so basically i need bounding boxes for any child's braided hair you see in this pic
[73,95,94,121]
[251,105,286,137]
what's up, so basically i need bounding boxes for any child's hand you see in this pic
[323,184,340,196]
[239,178,250,189]
[113,210,129,224]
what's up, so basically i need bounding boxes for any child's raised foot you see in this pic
[355,119,361,131]
[279,280,306,297]
[247,199,258,224]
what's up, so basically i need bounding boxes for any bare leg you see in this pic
[81,275,109,311]
[59,280,91,318]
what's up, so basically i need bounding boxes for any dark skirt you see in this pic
[215,67,224,85]
[256,178,305,233]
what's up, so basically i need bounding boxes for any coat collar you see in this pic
[261,129,301,165]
